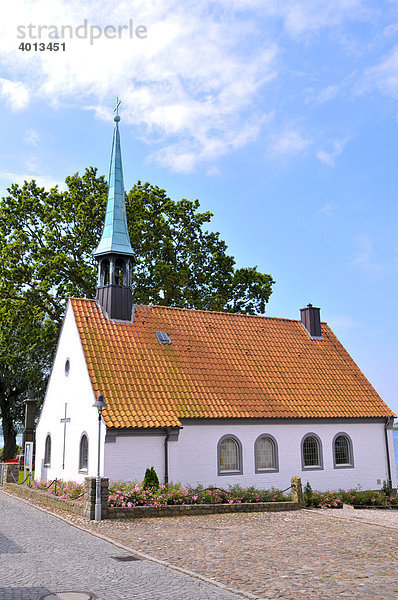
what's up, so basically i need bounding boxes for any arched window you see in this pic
[333,433,354,468]
[218,435,243,475]
[255,434,278,472]
[79,434,88,471]
[44,434,51,467]
[301,434,323,470]
[115,258,124,286]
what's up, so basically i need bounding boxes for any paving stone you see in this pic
[3,488,398,600]
[0,491,243,600]
[79,506,398,600]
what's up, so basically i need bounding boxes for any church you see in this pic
[35,106,396,492]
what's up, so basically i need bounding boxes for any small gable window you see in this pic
[44,434,51,467]
[218,435,243,475]
[333,433,354,468]
[255,435,278,472]
[79,434,88,471]
[301,434,323,470]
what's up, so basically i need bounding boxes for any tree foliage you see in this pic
[0,168,275,455]
[0,302,54,459]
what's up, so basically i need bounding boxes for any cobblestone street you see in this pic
[79,504,398,600]
[0,491,243,600]
[2,490,398,600]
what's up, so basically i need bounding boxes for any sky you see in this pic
[0,0,397,415]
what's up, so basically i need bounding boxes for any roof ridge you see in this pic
[69,297,327,324]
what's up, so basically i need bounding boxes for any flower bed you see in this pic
[34,479,85,501]
[108,482,292,508]
[304,485,398,509]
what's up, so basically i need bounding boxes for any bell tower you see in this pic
[93,99,134,320]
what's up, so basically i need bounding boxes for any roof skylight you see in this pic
[156,331,171,344]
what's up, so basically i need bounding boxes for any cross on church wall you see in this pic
[60,403,71,470]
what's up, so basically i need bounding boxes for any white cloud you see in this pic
[363,46,398,98]
[317,137,351,167]
[0,171,65,190]
[0,0,378,171]
[0,1,279,172]
[328,314,358,331]
[314,84,340,104]
[350,235,382,272]
[224,0,369,36]
[269,130,311,155]
[0,78,29,110]
[24,129,40,147]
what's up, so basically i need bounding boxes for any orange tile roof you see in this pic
[70,298,395,428]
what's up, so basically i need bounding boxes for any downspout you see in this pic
[384,417,393,490]
[164,427,171,486]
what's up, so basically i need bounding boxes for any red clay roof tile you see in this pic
[70,298,395,428]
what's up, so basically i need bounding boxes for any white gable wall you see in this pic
[35,302,105,482]
[103,420,396,492]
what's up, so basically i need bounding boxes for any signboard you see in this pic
[24,441,33,480]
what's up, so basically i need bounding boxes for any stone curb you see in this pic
[0,489,270,600]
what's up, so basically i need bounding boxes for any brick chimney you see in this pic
[300,304,323,339]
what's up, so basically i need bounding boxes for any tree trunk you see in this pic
[0,397,17,461]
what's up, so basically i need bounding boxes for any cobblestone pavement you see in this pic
[0,491,245,600]
[79,505,398,600]
[3,491,398,600]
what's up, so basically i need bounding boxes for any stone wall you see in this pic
[1,474,303,520]
[1,475,109,520]
[108,500,300,519]
[3,482,85,517]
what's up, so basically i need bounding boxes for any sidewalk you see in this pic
[0,491,244,600]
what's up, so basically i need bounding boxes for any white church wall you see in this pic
[104,434,165,482]
[168,420,394,492]
[35,302,104,483]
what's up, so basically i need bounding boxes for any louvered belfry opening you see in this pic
[300,303,322,339]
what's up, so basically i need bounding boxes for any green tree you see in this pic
[0,169,275,453]
[0,302,55,459]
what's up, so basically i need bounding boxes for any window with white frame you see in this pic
[333,433,354,468]
[255,435,278,472]
[301,434,323,469]
[218,435,242,475]
[44,434,51,467]
[79,434,88,471]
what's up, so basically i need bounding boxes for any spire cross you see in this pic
[114,97,121,116]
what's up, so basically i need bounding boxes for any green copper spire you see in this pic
[94,99,134,258]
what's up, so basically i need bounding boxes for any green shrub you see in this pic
[143,466,160,490]
[382,480,392,497]
[304,481,313,505]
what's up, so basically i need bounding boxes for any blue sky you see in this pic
[0,1,398,414]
